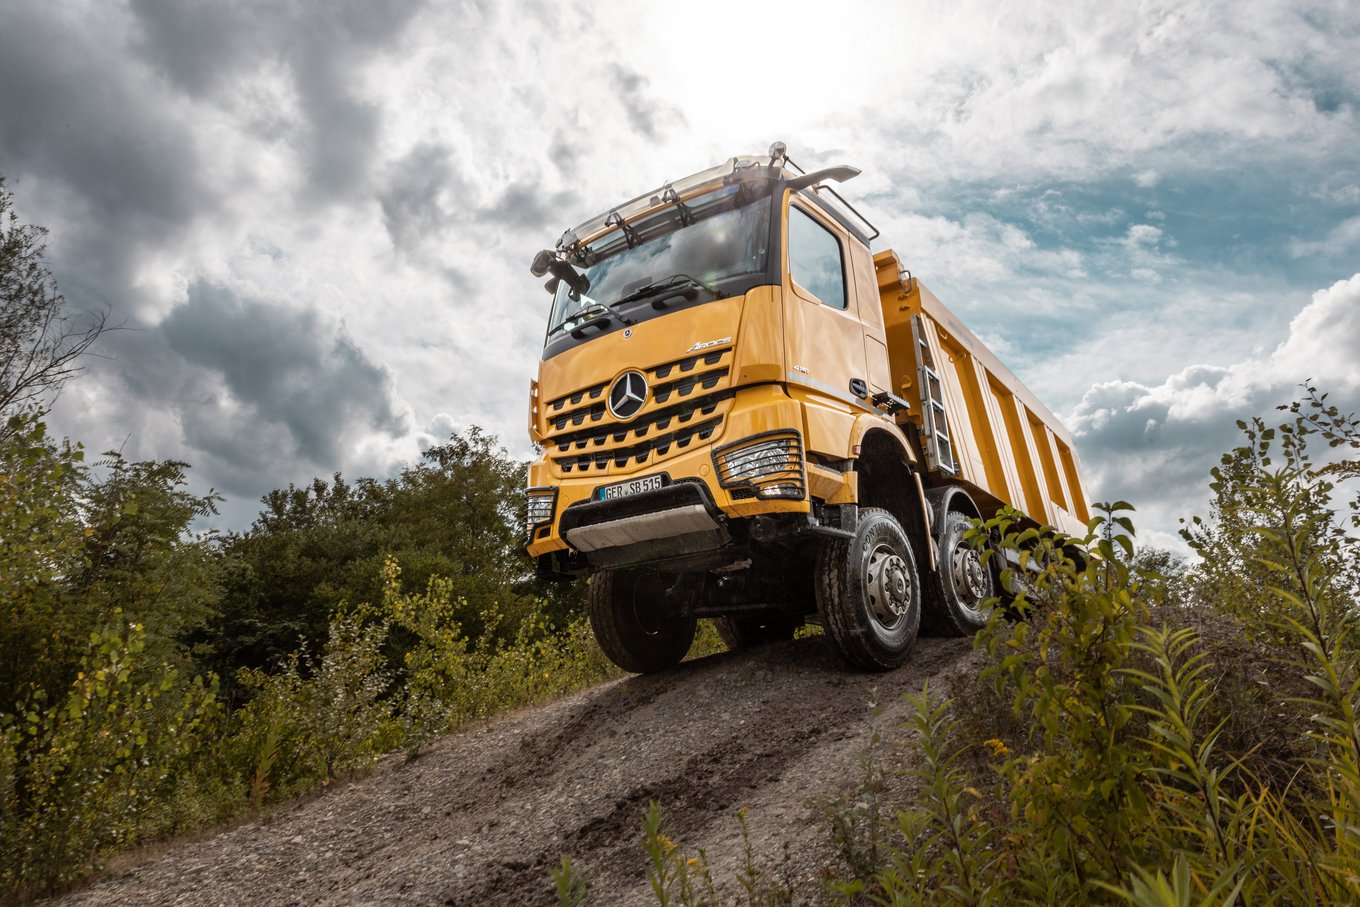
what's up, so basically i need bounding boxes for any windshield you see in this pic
[545,186,770,340]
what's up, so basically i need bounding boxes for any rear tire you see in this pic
[816,507,921,671]
[588,569,696,674]
[923,510,994,636]
[713,614,799,651]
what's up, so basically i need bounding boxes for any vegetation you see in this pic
[0,411,614,897]
[0,407,614,897]
[552,801,795,907]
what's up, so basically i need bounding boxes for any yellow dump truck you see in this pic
[525,144,1091,673]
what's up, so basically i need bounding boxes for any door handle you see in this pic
[849,377,868,399]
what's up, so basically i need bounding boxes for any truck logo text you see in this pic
[686,337,732,352]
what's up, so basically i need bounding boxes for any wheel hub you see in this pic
[867,544,912,628]
[951,545,990,605]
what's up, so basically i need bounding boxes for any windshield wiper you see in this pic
[546,301,610,339]
[548,299,640,340]
[614,274,718,308]
[547,274,712,342]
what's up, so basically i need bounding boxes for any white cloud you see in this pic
[1122,224,1164,249]
[1069,273,1360,554]
[1289,216,1360,258]
[1271,273,1360,382]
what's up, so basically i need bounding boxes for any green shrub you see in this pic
[821,694,890,892]
[0,616,218,894]
[0,413,90,705]
[225,615,394,807]
[872,684,999,906]
[364,557,618,744]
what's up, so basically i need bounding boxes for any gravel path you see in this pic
[52,635,979,906]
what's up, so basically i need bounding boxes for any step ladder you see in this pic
[911,315,957,475]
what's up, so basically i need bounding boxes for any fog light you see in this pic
[526,488,556,535]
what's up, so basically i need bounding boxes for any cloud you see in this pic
[875,209,1088,290]
[479,182,579,232]
[852,1,1359,191]
[127,0,253,97]
[1069,273,1360,552]
[1121,224,1164,249]
[378,142,464,251]
[1289,215,1360,258]
[165,281,409,460]
[1271,273,1360,384]
[129,0,427,201]
[0,2,218,318]
[80,280,415,502]
[607,64,684,140]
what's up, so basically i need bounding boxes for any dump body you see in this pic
[874,250,1090,535]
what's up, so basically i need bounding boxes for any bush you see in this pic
[365,557,617,745]
[224,615,395,808]
[0,616,218,894]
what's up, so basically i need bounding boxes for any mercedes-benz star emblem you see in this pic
[608,370,649,420]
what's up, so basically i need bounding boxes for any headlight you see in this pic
[713,431,805,500]
[526,488,557,535]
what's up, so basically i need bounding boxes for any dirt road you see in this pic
[54,636,978,906]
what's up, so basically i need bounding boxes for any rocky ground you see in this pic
[52,635,981,906]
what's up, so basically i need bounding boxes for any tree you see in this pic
[198,428,585,697]
[0,415,224,707]
[0,176,109,431]
[0,414,89,704]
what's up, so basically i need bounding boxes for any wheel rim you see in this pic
[950,541,991,619]
[865,542,912,631]
[633,602,664,636]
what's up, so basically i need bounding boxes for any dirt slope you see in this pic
[53,636,979,906]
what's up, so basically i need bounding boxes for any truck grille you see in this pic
[542,347,735,476]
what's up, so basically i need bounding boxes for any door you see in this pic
[782,197,871,419]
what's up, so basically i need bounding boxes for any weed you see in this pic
[552,854,588,907]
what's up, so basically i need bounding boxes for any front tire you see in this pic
[923,510,994,636]
[588,569,696,673]
[816,507,922,671]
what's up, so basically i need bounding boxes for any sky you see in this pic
[1,0,1357,552]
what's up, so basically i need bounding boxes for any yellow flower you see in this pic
[983,738,1011,757]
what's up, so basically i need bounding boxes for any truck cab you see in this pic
[526,146,1091,672]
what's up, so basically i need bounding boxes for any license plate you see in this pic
[597,474,666,501]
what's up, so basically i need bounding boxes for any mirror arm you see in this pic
[785,166,861,192]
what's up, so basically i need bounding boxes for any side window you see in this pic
[788,205,847,309]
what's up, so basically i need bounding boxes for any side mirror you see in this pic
[531,249,590,296]
[548,260,590,296]
[530,249,556,278]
